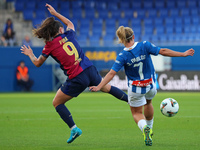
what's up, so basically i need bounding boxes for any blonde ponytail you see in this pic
[116,26,134,45]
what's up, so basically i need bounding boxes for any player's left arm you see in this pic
[159,48,195,57]
[20,45,47,67]
[46,3,75,31]
[89,69,117,92]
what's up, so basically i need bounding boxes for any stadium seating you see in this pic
[159,9,169,18]
[35,9,46,19]
[190,9,198,16]
[154,18,163,26]
[95,1,106,11]
[131,1,142,9]
[188,0,197,8]
[155,1,165,9]
[89,35,100,46]
[85,9,96,19]
[147,9,157,18]
[32,18,43,27]
[156,26,165,35]
[176,0,186,8]
[37,1,46,9]
[180,8,190,16]
[136,9,146,19]
[191,16,199,24]
[144,18,153,27]
[143,1,153,9]
[131,18,142,27]
[119,1,130,10]
[165,18,174,26]
[103,35,115,46]
[118,18,129,27]
[165,27,174,34]
[111,11,121,19]
[25,1,36,11]
[107,2,118,11]
[13,0,200,46]
[132,26,142,36]
[170,9,179,17]
[59,1,70,10]
[23,9,34,20]
[166,1,176,8]
[174,18,182,26]
[183,17,191,25]
[77,34,88,46]
[71,1,82,9]
[15,2,24,11]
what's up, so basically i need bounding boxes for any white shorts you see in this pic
[128,85,157,107]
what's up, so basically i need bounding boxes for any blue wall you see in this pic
[168,45,200,71]
[0,47,52,92]
[0,45,199,92]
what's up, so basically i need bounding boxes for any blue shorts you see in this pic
[61,65,102,97]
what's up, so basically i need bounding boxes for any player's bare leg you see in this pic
[130,106,145,124]
[144,99,154,129]
[130,106,153,146]
[53,88,73,108]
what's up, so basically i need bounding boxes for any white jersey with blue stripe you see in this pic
[111,41,161,94]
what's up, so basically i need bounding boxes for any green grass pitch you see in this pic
[0,92,200,150]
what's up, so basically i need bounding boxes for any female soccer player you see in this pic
[20,4,128,144]
[90,26,195,146]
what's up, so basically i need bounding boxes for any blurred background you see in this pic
[0,0,200,92]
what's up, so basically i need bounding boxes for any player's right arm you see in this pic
[20,45,47,67]
[46,3,75,31]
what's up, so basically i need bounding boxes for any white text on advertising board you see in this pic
[158,74,200,90]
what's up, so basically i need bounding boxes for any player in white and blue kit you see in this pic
[90,26,195,146]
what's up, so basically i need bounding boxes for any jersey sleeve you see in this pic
[111,52,125,72]
[64,29,76,39]
[144,41,161,56]
[42,45,51,58]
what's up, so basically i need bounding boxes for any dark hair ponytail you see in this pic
[33,17,63,42]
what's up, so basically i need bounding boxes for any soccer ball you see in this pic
[160,98,179,117]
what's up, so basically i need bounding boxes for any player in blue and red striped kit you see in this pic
[20,4,128,144]
[90,26,195,146]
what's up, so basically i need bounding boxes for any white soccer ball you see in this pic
[160,98,179,117]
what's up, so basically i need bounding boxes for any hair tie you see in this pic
[126,34,133,40]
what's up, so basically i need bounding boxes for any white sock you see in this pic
[146,118,154,129]
[70,125,77,130]
[137,119,147,132]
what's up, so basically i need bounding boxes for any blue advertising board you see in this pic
[0,45,199,92]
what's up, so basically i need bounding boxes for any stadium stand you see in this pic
[2,0,200,46]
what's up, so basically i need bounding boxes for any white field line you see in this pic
[0,115,200,122]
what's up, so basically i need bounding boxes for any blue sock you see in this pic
[109,86,128,102]
[56,104,75,128]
